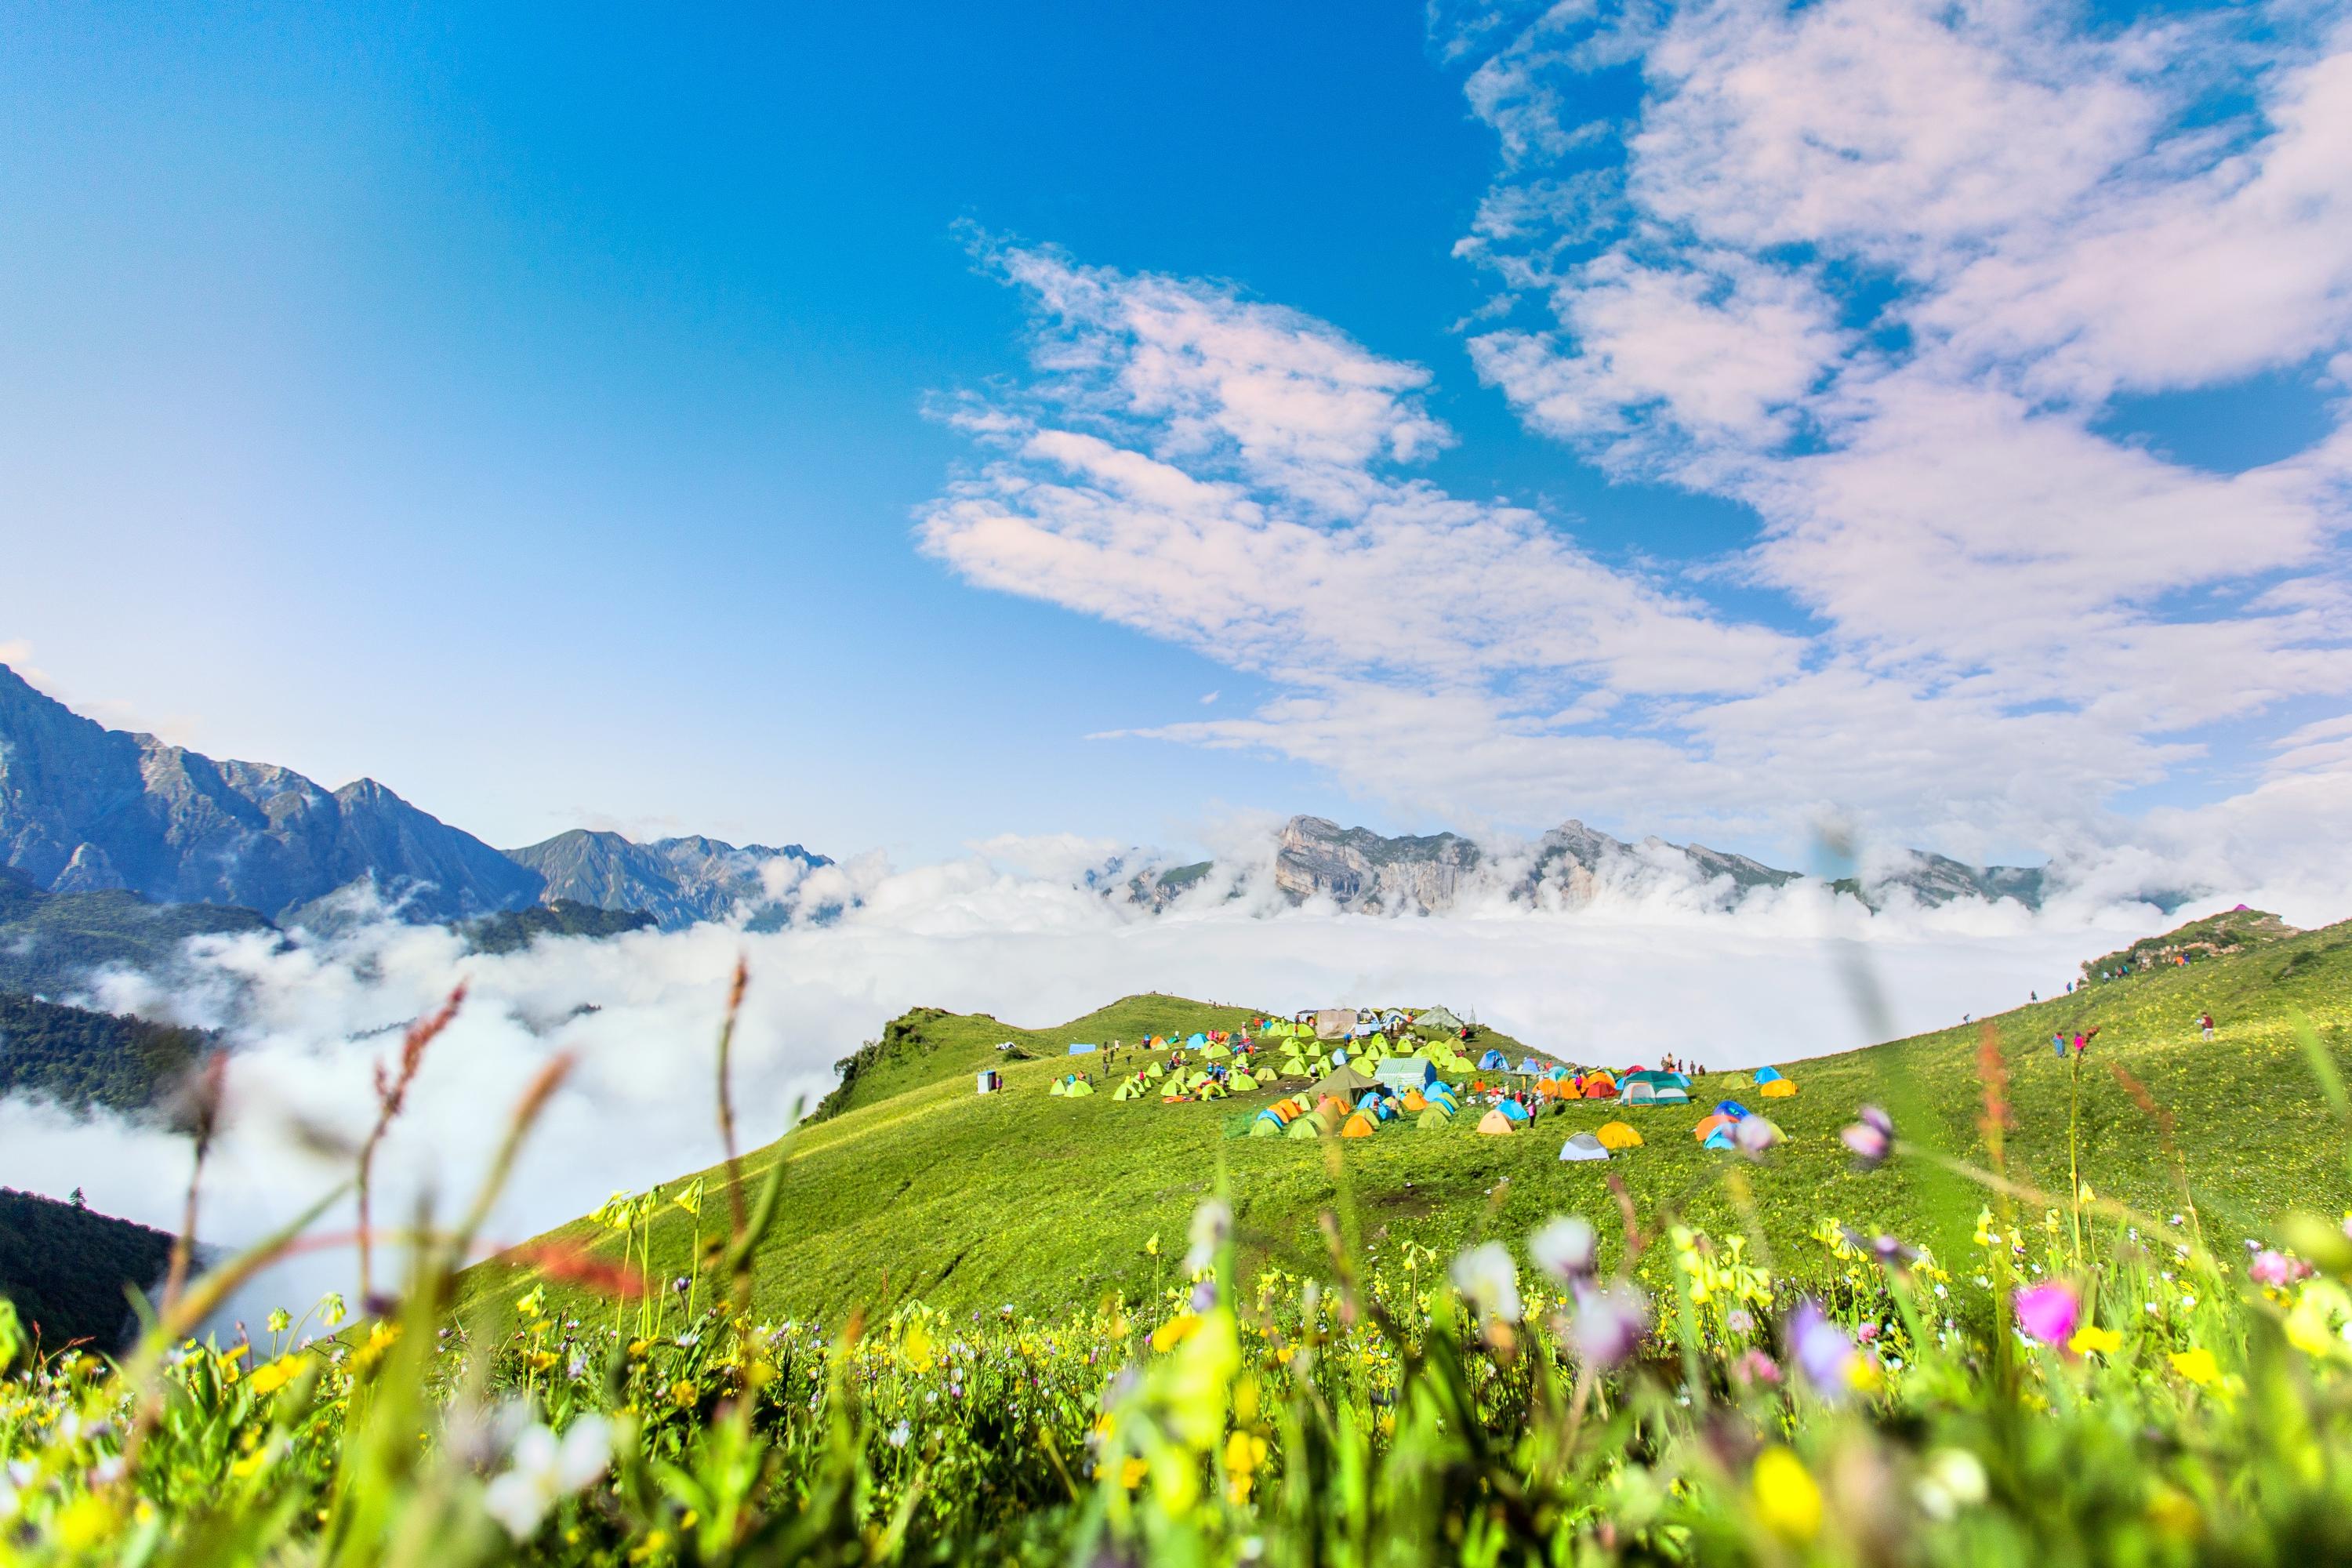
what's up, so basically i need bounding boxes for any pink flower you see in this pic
[2013,1283,2080,1345]
[2249,1250,2311,1288]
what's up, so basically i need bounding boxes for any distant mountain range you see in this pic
[1,662,2085,945]
[0,665,826,931]
[1142,815,2056,913]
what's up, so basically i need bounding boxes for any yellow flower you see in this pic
[1149,1313,1202,1354]
[2169,1347,2222,1387]
[2147,1486,2202,1540]
[1751,1445,1823,1543]
[2070,1325,2122,1357]
[1119,1456,1149,1490]
[670,1378,698,1410]
[899,1317,935,1374]
[1144,1233,1160,1258]
[248,1356,303,1397]
[56,1495,118,1552]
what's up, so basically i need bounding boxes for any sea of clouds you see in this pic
[0,832,2316,1328]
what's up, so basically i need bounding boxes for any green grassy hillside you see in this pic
[478,919,2352,1333]
[0,1187,176,1354]
[0,866,274,997]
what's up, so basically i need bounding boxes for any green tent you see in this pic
[1065,1079,1094,1098]
[1311,1062,1379,1099]
[1285,1113,1323,1139]
[1417,1106,1454,1130]
[1229,1071,1260,1091]
[1250,1115,1285,1137]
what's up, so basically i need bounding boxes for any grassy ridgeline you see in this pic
[474,919,2352,1330]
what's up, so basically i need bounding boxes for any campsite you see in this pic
[476,913,2352,1329]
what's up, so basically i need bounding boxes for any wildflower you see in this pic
[483,1416,612,1541]
[1788,1301,1862,1398]
[1143,1233,1160,1258]
[887,1420,911,1449]
[1184,1199,1232,1273]
[2249,1250,2311,1289]
[266,1308,291,1336]
[1526,1216,1598,1286]
[2169,1347,2222,1388]
[1569,1283,1648,1367]
[1840,1105,1894,1167]
[319,1294,347,1329]
[1751,1446,1823,1542]
[1915,1448,1987,1521]
[248,1356,304,1397]
[2013,1283,2080,1346]
[1733,1115,1782,1158]
[1449,1243,1522,1326]
[2069,1324,2122,1358]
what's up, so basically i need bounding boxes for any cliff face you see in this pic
[1273,816,1482,911]
[0,665,542,922]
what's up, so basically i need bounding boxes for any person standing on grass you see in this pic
[2200,1012,2216,1040]
[2053,1033,2067,1058]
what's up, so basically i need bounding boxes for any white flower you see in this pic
[887,1420,911,1449]
[1449,1243,1523,1326]
[1185,1199,1234,1273]
[483,1416,612,1541]
[1526,1217,1598,1285]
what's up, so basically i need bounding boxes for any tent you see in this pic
[1229,1071,1261,1091]
[1065,1078,1094,1097]
[1653,1085,1690,1105]
[1341,1112,1377,1138]
[1693,1112,1734,1142]
[1381,1011,1408,1032]
[1314,1008,1358,1041]
[1760,1079,1796,1098]
[1285,1113,1323,1139]
[1479,1049,1509,1070]
[1185,1033,1209,1049]
[1476,1108,1515,1135]
[1331,1047,1350,1065]
[1312,1062,1380,1100]
[1161,1084,1190,1102]
[1425,1083,1459,1112]
[1249,1115,1286,1138]
[1400,1088,1428,1112]
[1203,1042,1231,1061]
[1518,1058,1547,1076]
[1111,1079,1142,1101]
[1367,1032,1391,1051]
[1497,1098,1532,1123]
[1048,1078,1067,1097]
[1703,1127,1737,1150]
[1595,1121,1644,1150]
[1197,1080,1229,1099]
[1714,1101,1751,1120]
[1418,1005,1466,1032]
[1581,1076,1619,1100]
[1374,1056,1438,1092]
[1559,1132,1610,1162]
[1417,1106,1454,1130]
[1621,1080,1657,1105]
[1068,1043,1098,1055]
[1755,1065,1784,1084]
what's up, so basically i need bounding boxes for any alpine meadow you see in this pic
[4,2,2352,1565]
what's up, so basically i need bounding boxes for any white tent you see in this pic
[1559,1132,1610,1162]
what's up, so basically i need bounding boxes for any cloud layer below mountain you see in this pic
[0,840,2205,1327]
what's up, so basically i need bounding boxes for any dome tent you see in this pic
[1761,1078,1797,1098]
[1595,1121,1643,1150]
[1417,1105,1454,1130]
[1559,1132,1610,1162]
[1479,1049,1509,1070]
[1341,1112,1377,1138]
[1476,1108,1515,1135]
[1754,1065,1784,1084]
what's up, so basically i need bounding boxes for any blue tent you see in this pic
[1479,1049,1508,1070]
[1425,1081,1459,1109]
[1703,1127,1737,1150]
[1357,1090,1388,1110]
[1714,1100,1751,1119]
[1332,1047,1350,1065]
[1186,1033,1209,1048]
[1754,1066,1784,1084]
[1068,1042,1098,1054]
[1497,1098,1532,1122]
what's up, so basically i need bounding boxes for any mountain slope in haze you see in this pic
[0,990,214,1114]
[0,865,274,997]
[479,914,2352,1331]
[0,1189,176,1356]
[503,830,831,931]
[0,666,543,922]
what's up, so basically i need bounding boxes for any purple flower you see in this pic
[1840,1105,1894,1168]
[1569,1283,1648,1367]
[1788,1300,1859,1396]
[2013,1282,2080,1345]
[1734,1116,1782,1158]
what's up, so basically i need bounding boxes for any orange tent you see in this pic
[1318,1095,1348,1117]
[1557,1080,1584,1100]
[1693,1112,1733,1142]
[1476,1108,1515,1135]
[1583,1077,1619,1100]
[1341,1111,1377,1138]
[1401,1089,1428,1112]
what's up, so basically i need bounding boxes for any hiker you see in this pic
[2199,1012,2215,1040]
[2052,1033,2066,1058]
[2030,990,2038,1002]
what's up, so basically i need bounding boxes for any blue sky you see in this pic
[3,1,2348,882]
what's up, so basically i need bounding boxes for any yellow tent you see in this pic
[1595,1120,1643,1150]
[1476,1108,1515,1136]
[1761,1078,1797,1098]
